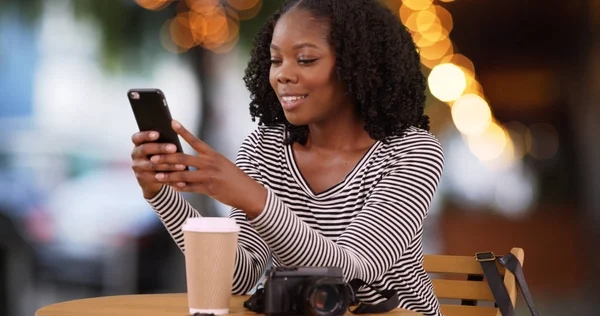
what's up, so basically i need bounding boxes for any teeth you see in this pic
[282,95,306,102]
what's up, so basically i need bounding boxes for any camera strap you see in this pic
[347,279,399,314]
[476,252,540,316]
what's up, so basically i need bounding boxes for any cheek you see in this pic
[269,68,277,90]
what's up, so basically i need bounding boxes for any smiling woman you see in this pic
[130,0,444,315]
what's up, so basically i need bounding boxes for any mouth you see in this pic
[280,94,308,111]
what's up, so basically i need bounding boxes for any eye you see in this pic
[270,59,282,65]
[298,58,318,65]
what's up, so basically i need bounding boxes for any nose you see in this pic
[276,62,299,84]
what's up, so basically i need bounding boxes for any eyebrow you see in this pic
[270,43,319,50]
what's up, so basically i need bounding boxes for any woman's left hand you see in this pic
[151,120,267,218]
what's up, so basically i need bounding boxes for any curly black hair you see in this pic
[243,0,429,145]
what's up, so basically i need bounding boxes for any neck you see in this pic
[305,109,373,151]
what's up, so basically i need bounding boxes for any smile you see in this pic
[280,94,308,111]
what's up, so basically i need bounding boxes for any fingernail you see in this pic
[172,120,181,129]
[151,155,160,163]
[149,132,158,139]
[155,173,164,180]
[176,164,185,170]
[177,182,186,188]
[166,145,176,152]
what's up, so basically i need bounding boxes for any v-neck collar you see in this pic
[285,141,381,200]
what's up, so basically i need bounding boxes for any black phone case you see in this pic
[127,88,185,154]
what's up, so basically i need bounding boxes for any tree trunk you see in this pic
[186,46,219,217]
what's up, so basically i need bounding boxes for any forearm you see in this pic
[249,190,373,282]
[146,185,200,251]
[146,186,271,293]
[231,213,271,294]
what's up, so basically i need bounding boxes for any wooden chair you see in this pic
[423,247,525,316]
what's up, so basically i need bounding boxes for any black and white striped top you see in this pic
[147,124,444,315]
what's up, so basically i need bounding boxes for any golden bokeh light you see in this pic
[411,30,436,48]
[399,4,412,25]
[236,0,263,20]
[415,10,448,43]
[451,94,492,136]
[169,13,196,51]
[434,5,453,35]
[504,121,531,159]
[203,15,239,52]
[419,37,454,67]
[226,0,260,11]
[160,18,187,54]
[188,11,208,45]
[428,63,466,101]
[402,0,433,11]
[441,54,475,76]
[135,0,172,11]
[404,5,435,33]
[466,122,508,162]
[187,0,221,15]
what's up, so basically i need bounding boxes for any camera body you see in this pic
[263,266,352,316]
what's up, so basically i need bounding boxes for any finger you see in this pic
[155,170,209,183]
[134,170,184,187]
[173,183,206,194]
[154,163,187,172]
[132,131,159,146]
[171,120,210,153]
[150,153,202,168]
[132,143,178,159]
[133,155,186,173]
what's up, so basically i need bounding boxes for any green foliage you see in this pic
[71,0,173,74]
[236,0,284,54]
[0,0,43,27]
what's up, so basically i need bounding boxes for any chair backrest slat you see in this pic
[431,279,495,301]
[423,255,505,275]
[439,305,499,316]
[424,247,525,316]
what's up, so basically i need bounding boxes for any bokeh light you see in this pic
[226,0,260,11]
[170,13,196,51]
[504,121,531,159]
[135,0,172,11]
[420,38,454,68]
[428,63,466,102]
[451,94,492,136]
[402,0,433,11]
[467,122,508,161]
[187,0,221,15]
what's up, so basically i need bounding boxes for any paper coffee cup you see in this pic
[182,217,240,315]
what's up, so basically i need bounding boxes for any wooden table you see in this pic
[36,293,421,315]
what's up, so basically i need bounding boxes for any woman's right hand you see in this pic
[131,131,187,199]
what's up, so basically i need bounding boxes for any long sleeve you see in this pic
[145,129,271,294]
[248,136,444,285]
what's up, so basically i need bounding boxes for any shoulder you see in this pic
[385,127,443,154]
[237,124,286,158]
[243,124,286,146]
[380,127,445,172]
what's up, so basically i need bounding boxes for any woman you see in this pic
[130,0,444,314]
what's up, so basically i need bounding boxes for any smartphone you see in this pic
[127,88,186,155]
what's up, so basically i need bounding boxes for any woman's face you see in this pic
[269,9,351,126]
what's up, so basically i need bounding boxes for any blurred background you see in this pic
[0,0,597,315]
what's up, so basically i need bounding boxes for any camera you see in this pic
[263,266,353,316]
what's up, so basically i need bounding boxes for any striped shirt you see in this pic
[146,124,444,315]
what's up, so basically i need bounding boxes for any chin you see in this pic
[283,112,311,126]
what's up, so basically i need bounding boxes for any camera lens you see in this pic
[303,278,350,316]
[310,284,342,313]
